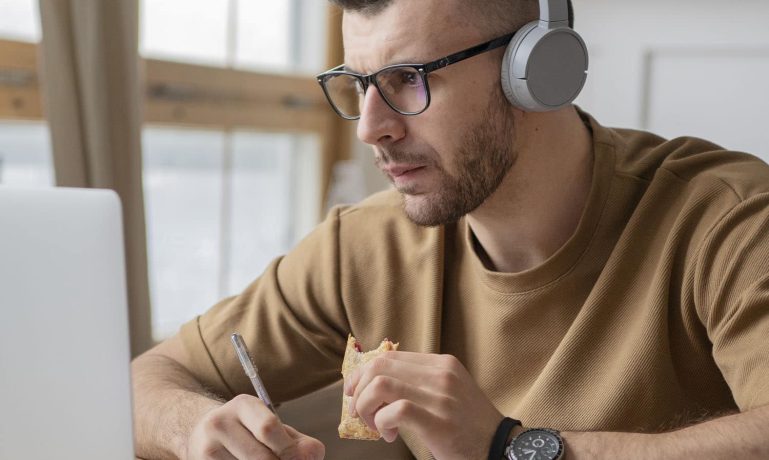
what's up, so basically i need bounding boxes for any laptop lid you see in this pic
[0,187,135,459]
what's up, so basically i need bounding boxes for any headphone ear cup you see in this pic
[501,22,589,112]
[501,21,539,109]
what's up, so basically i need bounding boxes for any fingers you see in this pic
[235,397,325,460]
[346,354,442,400]
[192,443,239,460]
[345,352,461,397]
[235,396,295,454]
[283,426,326,459]
[344,352,503,459]
[192,406,274,460]
[344,352,463,440]
[374,399,436,443]
[216,420,275,460]
[369,350,452,365]
[352,375,440,431]
[346,353,456,419]
[188,395,324,460]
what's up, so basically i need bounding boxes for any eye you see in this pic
[353,79,365,95]
[398,69,421,86]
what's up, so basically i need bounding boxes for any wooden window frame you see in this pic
[0,5,351,214]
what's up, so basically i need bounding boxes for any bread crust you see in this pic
[338,335,398,440]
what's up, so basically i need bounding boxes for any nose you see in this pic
[356,86,407,147]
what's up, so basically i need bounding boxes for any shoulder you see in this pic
[337,188,404,219]
[287,189,443,268]
[604,124,769,201]
[332,189,443,256]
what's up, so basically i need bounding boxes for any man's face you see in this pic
[343,0,517,226]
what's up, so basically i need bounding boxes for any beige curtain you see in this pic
[38,0,152,356]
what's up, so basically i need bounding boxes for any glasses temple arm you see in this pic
[422,32,516,73]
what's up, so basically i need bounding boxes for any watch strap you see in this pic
[488,416,522,460]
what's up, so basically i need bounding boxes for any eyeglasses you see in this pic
[316,32,515,120]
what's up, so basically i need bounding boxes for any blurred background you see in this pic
[0,0,767,355]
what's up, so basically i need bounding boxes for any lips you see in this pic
[384,165,425,178]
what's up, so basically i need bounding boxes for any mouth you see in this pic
[384,165,426,178]
[381,164,429,192]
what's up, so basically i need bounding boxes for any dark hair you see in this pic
[329,0,576,29]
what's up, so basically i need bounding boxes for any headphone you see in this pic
[501,0,589,111]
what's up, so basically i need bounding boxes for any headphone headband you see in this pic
[538,0,568,24]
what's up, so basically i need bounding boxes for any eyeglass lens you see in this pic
[323,67,428,118]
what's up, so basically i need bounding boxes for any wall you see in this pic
[573,0,769,160]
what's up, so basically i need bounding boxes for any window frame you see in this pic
[0,4,350,212]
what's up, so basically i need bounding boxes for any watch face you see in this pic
[508,429,563,460]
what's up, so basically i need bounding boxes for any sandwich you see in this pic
[338,334,398,440]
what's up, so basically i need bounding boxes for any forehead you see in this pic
[341,0,485,73]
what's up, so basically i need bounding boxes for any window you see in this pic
[0,0,52,188]
[140,0,229,67]
[143,129,226,338]
[0,1,344,343]
[235,0,328,74]
[143,129,320,339]
[139,1,332,340]
[227,132,320,293]
[140,0,327,74]
[0,121,53,186]
[0,0,41,43]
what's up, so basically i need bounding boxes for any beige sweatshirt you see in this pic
[181,113,769,459]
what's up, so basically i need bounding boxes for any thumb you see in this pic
[279,425,326,460]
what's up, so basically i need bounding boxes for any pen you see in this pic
[230,333,280,419]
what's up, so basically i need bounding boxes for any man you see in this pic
[132,0,769,458]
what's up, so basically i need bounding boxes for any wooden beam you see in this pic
[0,40,42,119]
[0,85,43,119]
[144,59,327,109]
[0,37,347,220]
[0,39,37,70]
[143,59,330,133]
[319,4,355,213]
[145,98,330,134]
[0,40,332,133]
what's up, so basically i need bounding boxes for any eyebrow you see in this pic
[342,54,426,75]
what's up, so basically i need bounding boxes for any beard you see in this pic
[376,94,516,227]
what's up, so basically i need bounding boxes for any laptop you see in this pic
[0,187,135,459]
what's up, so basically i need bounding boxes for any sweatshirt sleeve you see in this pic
[695,191,769,410]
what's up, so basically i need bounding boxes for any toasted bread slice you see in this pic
[338,335,398,440]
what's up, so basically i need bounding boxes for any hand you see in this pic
[185,394,325,460]
[345,351,504,460]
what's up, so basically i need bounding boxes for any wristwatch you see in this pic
[505,428,564,460]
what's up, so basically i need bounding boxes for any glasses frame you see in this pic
[316,32,516,120]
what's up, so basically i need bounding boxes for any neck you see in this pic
[467,106,594,273]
